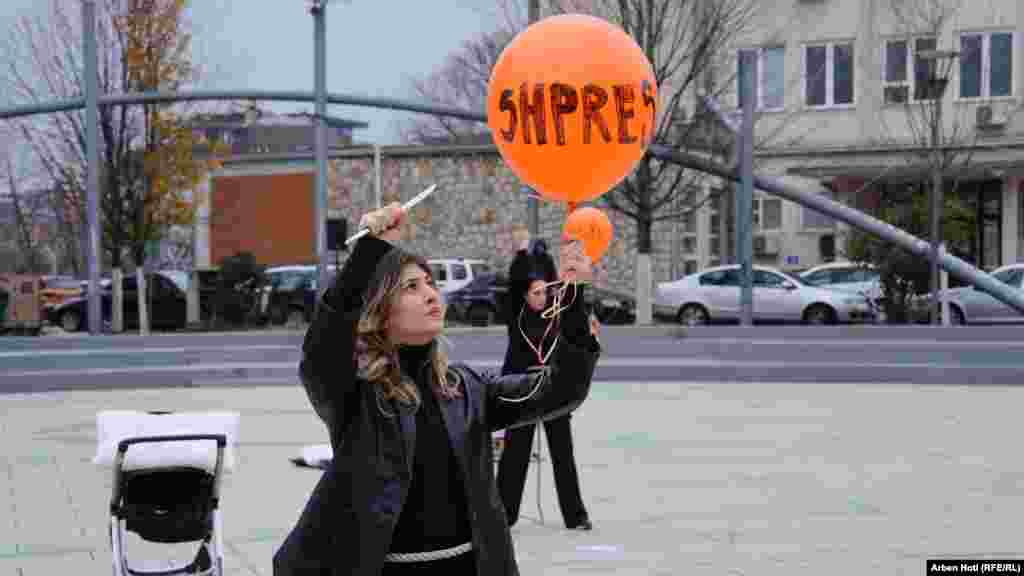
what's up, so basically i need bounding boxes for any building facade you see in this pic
[192,145,685,298]
[693,0,1024,273]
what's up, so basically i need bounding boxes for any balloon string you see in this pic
[519,304,558,366]
[540,280,579,321]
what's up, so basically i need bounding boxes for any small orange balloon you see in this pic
[563,206,613,263]
[487,14,657,204]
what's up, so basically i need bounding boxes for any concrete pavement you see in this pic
[4,379,1024,575]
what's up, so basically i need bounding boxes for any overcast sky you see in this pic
[0,1,502,144]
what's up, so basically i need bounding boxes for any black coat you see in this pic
[272,237,601,576]
[501,248,564,375]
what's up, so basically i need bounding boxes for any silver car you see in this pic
[800,261,882,301]
[654,264,876,325]
[929,263,1024,325]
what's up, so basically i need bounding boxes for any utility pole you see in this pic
[527,0,540,236]
[83,0,101,335]
[312,0,330,297]
[736,51,755,325]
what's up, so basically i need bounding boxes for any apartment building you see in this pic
[676,0,1023,276]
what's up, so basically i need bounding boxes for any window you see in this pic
[738,46,786,111]
[429,264,447,282]
[700,269,740,287]
[993,268,1023,287]
[684,261,699,276]
[802,269,831,286]
[883,37,940,103]
[959,32,1013,99]
[804,42,855,107]
[451,263,468,281]
[753,196,782,231]
[753,269,787,287]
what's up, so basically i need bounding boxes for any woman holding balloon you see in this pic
[497,226,594,532]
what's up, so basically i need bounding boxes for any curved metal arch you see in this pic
[0,90,487,123]
[3,89,1020,316]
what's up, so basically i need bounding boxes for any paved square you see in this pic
[3,379,1022,574]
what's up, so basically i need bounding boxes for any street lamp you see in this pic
[918,48,959,326]
[309,0,332,299]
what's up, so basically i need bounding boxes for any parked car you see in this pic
[799,261,882,300]
[912,263,1024,325]
[258,265,337,325]
[445,272,509,326]
[428,258,492,294]
[445,272,636,327]
[587,286,636,325]
[46,270,188,332]
[39,275,84,312]
[800,261,885,321]
[654,264,876,325]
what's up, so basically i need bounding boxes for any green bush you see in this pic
[844,184,973,324]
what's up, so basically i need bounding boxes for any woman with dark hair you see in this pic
[496,227,593,532]
[273,203,601,576]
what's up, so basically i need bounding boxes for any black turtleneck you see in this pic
[388,343,473,553]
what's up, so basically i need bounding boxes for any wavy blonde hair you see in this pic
[354,249,462,414]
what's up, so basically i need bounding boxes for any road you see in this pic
[1,325,1022,394]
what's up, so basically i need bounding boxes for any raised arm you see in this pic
[299,235,393,432]
[299,203,405,434]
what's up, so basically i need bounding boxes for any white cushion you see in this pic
[93,410,240,473]
[298,444,333,467]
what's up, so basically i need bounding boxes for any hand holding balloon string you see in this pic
[540,237,592,321]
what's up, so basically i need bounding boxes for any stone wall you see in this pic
[324,144,681,296]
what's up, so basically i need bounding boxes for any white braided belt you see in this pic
[384,541,473,563]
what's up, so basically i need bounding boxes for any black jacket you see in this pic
[272,236,601,575]
[501,248,565,375]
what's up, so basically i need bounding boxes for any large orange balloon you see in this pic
[563,206,613,263]
[487,15,657,204]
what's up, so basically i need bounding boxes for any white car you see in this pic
[654,264,876,325]
[799,261,882,301]
[428,258,492,294]
[925,263,1024,325]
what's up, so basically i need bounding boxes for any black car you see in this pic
[259,265,337,326]
[47,271,188,332]
[445,272,637,327]
[445,272,510,326]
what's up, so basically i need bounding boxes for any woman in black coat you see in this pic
[496,231,593,531]
[272,203,601,575]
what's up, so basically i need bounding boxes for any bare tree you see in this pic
[1,0,218,275]
[405,0,756,321]
[400,29,514,144]
[0,141,51,274]
[2,1,137,272]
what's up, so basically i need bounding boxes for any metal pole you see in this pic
[929,96,942,325]
[373,143,382,209]
[83,0,101,335]
[526,0,540,236]
[940,242,950,326]
[738,51,754,325]
[313,2,329,294]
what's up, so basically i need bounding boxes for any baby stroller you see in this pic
[94,410,240,576]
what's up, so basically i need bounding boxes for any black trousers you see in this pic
[497,413,588,528]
